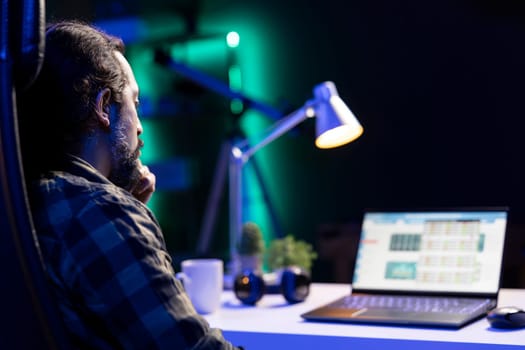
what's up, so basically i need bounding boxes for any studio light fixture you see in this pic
[229,81,363,271]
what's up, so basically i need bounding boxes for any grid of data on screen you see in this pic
[352,211,507,293]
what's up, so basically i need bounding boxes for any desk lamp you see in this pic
[229,81,363,272]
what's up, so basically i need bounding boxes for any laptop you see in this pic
[302,208,508,328]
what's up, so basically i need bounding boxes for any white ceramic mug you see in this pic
[177,258,223,314]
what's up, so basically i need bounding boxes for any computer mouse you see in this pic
[487,306,525,329]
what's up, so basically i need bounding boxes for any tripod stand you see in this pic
[154,49,285,255]
[196,131,284,254]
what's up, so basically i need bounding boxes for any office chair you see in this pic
[0,0,70,348]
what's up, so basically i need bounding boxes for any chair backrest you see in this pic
[0,0,70,348]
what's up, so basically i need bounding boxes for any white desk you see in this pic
[204,283,525,350]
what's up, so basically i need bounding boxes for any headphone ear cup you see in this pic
[233,271,266,305]
[280,267,311,303]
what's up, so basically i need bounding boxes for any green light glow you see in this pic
[230,98,244,114]
[226,31,240,48]
[127,9,290,257]
[200,10,284,249]
[140,119,164,164]
[139,119,166,216]
[228,65,242,91]
[170,37,228,74]
[127,47,156,100]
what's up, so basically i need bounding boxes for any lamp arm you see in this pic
[237,102,314,161]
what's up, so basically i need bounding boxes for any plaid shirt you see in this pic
[28,155,240,350]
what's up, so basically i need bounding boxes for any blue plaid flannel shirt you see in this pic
[28,155,240,349]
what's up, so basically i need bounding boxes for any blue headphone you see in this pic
[233,267,311,305]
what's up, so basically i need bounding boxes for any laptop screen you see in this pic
[352,210,507,294]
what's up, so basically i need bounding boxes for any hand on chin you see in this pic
[129,162,156,204]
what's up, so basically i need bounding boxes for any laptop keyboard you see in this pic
[333,295,493,314]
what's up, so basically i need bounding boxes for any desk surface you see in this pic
[204,283,525,350]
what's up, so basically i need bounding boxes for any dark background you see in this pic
[45,0,525,287]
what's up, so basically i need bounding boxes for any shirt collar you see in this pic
[62,154,114,186]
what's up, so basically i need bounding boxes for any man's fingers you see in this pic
[132,165,156,204]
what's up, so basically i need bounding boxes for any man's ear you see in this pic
[95,88,112,129]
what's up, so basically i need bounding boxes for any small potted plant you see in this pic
[265,235,317,275]
[237,222,265,274]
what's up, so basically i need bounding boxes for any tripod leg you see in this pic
[196,140,231,254]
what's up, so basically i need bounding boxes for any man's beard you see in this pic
[107,121,144,191]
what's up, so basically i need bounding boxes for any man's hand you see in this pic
[131,162,156,204]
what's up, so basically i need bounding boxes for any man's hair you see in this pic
[19,21,127,177]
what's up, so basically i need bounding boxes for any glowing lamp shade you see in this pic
[313,82,364,149]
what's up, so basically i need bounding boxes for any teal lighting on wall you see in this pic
[199,10,285,249]
[230,98,244,115]
[228,65,242,91]
[228,65,243,114]
[170,37,228,71]
[123,25,231,220]
[109,11,289,255]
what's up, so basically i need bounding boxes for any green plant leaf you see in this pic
[266,235,317,272]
